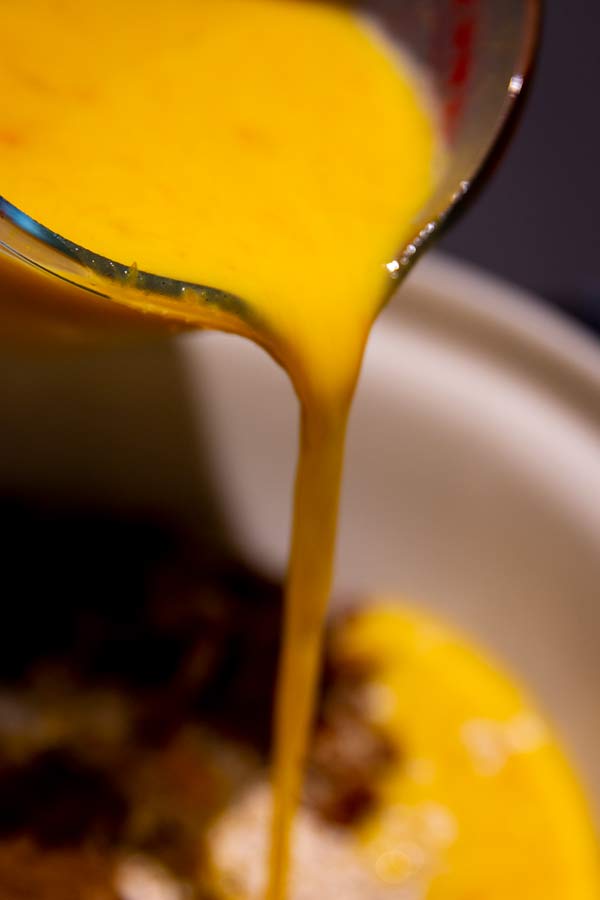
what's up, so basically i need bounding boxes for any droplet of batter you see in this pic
[461,719,508,776]
[506,713,547,753]
[375,843,426,885]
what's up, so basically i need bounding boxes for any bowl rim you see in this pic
[396,253,600,397]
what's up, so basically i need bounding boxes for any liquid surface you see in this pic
[338,605,600,900]
[0,3,596,900]
[211,603,600,900]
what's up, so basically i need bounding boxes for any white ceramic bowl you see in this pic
[2,253,599,814]
[183,254,600,815]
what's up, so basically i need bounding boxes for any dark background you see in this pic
[439,0,600,334]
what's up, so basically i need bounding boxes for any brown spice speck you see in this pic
[0,129,26,148]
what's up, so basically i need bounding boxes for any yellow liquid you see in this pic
[211,604,600,898]
[0,2,596,899]
[0,0,434,398]
[0,5,435,896]
[336,604,600,900]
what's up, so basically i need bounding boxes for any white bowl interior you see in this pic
[2,254,599,815]
[181,256,600,812]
